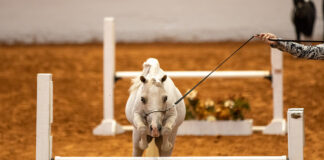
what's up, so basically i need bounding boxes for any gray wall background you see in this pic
[0,0,323,44]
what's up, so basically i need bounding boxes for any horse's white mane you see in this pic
[129,58,162,93]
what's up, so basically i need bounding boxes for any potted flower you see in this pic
[178,90,253,136]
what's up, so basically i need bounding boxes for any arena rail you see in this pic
[36,74,304,160]
[93,17,286,136]
[55,156,287,160]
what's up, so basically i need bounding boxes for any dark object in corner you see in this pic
[292,0,316,40]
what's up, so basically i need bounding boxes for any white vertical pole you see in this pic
[271,48,283,120]
[104,17,115,121]
[36,73,53,160]
[288,108,304,160]
[93,17,123,135]
[264,48,285,134]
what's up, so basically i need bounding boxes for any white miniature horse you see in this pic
[125,58,186,157]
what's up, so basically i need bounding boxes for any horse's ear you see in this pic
[161,75,167,83]
[140,76,146,83]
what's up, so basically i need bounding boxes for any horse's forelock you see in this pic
[149,78,163,87]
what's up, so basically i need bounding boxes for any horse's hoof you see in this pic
[139,140,148,150]
[161,142,173,151]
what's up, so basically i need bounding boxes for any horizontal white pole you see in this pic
[252,126,266,132]
[121,125,133,131]
[56,156,286,160]
[116,71,270,78]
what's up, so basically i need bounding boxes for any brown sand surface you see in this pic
[0,42,323,160]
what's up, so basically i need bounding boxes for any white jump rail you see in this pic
[36,74,304,160]
[93,17,286,136]
[55,156,287,160]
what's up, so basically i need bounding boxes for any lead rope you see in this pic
[170,35,255,110]
[144,35,255,117]
[145,36,324,117]
[173,36,324,108]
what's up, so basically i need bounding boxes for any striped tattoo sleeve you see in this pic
[271,41,324,60]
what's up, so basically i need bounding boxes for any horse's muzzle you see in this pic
[150,124,162,137]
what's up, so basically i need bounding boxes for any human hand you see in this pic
[255,33,278,45]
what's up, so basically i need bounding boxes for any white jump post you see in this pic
[288,108,304,160]
[36,74,53,160]
[93,17,124,135]
[263,48,285,134]
[93,17,286,136]
[35,75,304,160]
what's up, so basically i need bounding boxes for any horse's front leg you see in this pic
[132,129,144,156]
[138,125,148,150]
[161,108,177,151]
[161,126,172,151]
[134,112,149,150]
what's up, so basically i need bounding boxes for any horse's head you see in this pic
[294,0,305,6]
[139,75,168,137]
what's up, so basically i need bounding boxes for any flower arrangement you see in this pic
[184,89,250,121]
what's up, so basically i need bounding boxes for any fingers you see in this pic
[265,33,274,40]
[255,33,278,45]
[264,34,271,42]
[256,33,277,40]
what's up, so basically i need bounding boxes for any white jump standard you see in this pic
[36,74,53,160]
[93,17,286,136]
[36,74,304,160]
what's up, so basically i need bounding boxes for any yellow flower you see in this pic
[204,98,215,113]
[204,99,214,107]
[187,89,198,100]
[224,100,235,109]
[206,115,216,121]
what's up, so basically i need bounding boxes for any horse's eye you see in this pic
[141,97,146,104]
[163,96,168,102]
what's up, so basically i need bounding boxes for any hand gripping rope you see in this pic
[255,33,324,43]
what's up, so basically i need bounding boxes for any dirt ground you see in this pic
[0,42,323,160]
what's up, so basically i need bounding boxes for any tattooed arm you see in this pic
[256,33,324,60]
[271,41,324,60]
